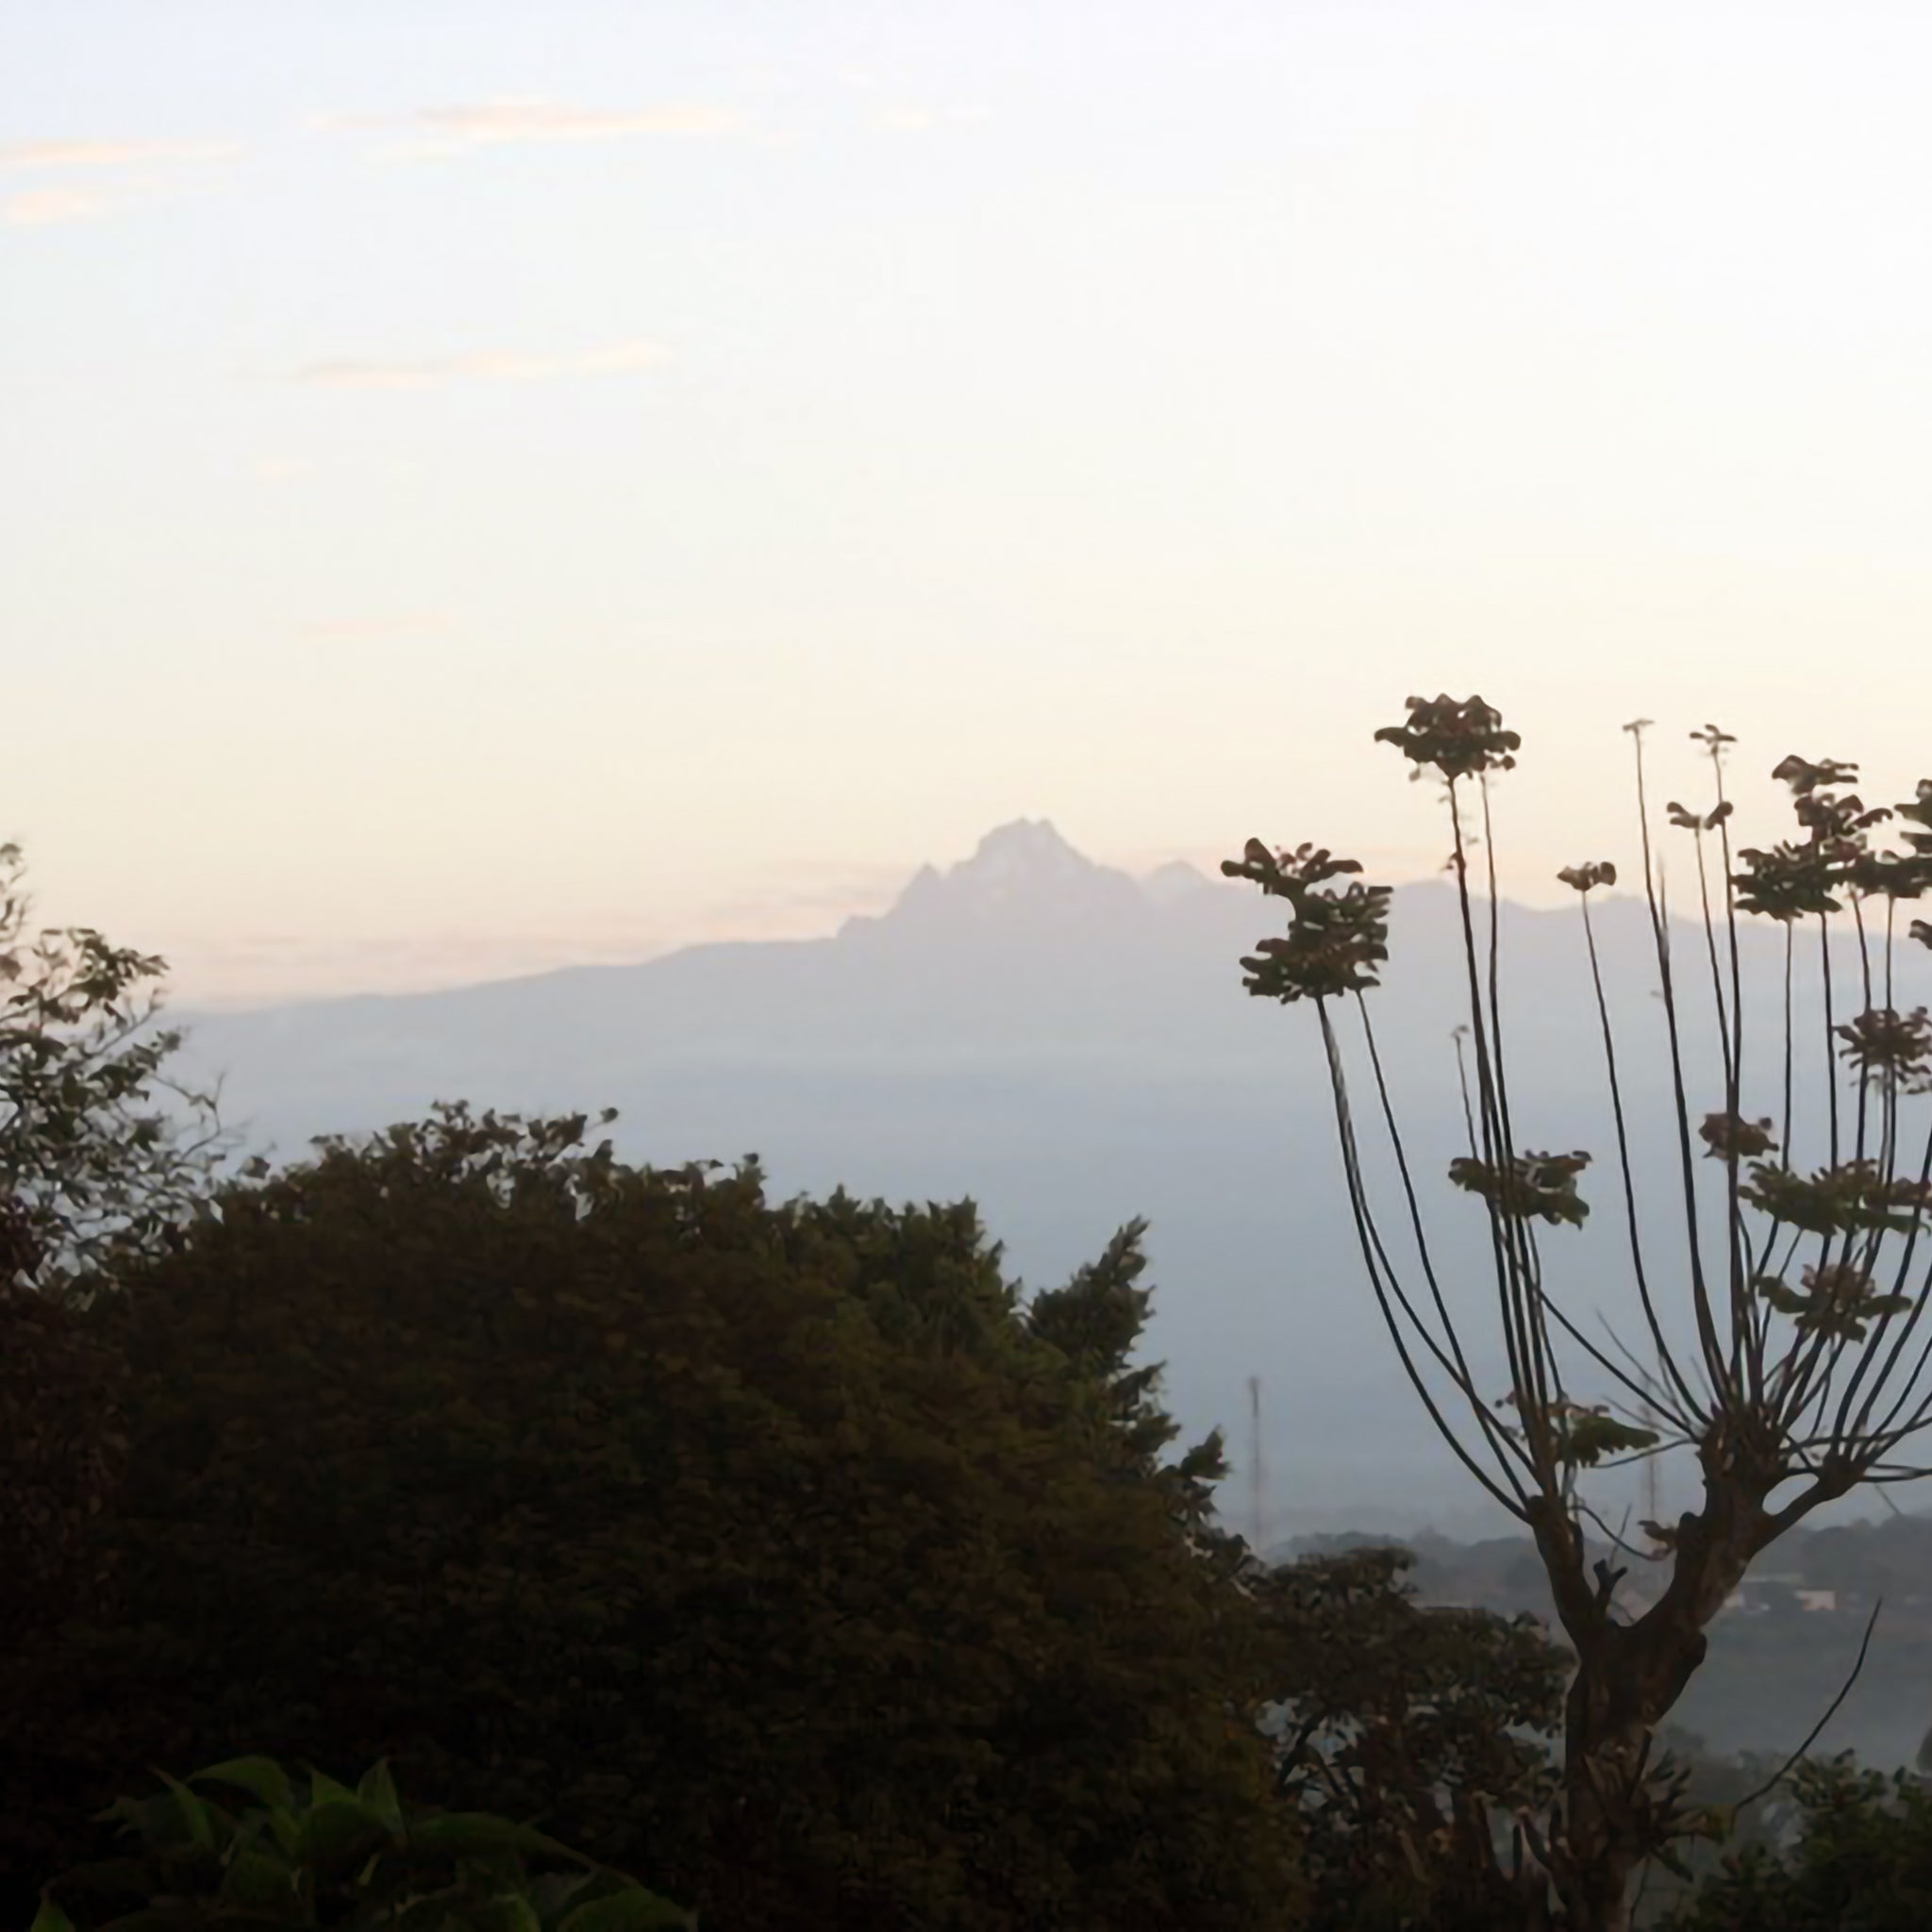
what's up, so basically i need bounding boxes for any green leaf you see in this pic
[526,1874,599,1921]
[29,1896,79,1932]
[308,1767,362,1810]
[469,1896,544,1932]
[192,1757,295,1813]
[408,1816,590,1866]
[356,1758,405,1831]
[219,1846,302,1914]
[297,1799,393,1880]
[381,1894,475,1932]
[154,1770,218,1854]
[558,1888,696,1932]
[40,1859,157,1906]
[93,1909,209,1932]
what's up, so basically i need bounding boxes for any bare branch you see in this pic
[1731,1598,1882,1812]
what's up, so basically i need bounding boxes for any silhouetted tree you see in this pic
[0,842,227,1704]
[5,1107,1302,1930]
[1224,696,1932,1927]
[1253,1542,1569,1928]
[0,840,227,1302]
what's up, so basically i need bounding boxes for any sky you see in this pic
[7,1,1932,1004]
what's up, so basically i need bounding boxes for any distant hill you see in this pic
[167,820,1932,1533]
[1283,1516,1932,1771]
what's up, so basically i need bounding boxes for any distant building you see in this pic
[1722,1574,1839,1616]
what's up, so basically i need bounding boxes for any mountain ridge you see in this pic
[158,816,1932,1533]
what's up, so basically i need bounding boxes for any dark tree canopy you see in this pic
[5,1105,1301,1930]
[1252,1542,1569,1929]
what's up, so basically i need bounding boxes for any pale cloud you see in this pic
[291,339,666,391]
[317,98,749,156]
[3,185,110,227]
[0,135,240,229]
[0,136,241,171]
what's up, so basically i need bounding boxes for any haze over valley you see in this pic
[170,814,1932,1542]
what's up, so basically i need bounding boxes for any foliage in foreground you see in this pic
[4,1105,1300,1930]
[33,1754,691,1932]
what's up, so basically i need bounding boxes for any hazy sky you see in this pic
[8,2,1932,1003]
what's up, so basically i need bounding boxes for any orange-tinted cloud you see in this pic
[292,340,666,390]
[317,99,748,155]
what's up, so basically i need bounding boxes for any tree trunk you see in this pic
[1527,1469,1771,1929]
[1556,1639,1685,1932]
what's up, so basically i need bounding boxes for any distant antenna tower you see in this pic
[1247,1374,1266,1557]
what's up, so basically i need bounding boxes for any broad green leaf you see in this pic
[39,1859,154,1905]
[376,1890,475,1932]
[526,1874,597,1921]
[29,1896,78,1932]
[408,1816,589,1866]
[468,1895,544,1932]
[356,1758,405,1830]
[298,1799,393,1880]
[94,1908,208,1932]
[93,1793,181,1846]
[154,1771,217,1854]
[220,1847,302,1914]
[192,1757,295,1812]
[558,1887,695,1932]
[308,1767,363,1810]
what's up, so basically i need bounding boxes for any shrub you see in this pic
[32,1754,692,1931]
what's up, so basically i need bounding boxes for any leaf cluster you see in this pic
[1373,694,1522,783]
[1740,1158,1932,1238]
[1755,1262,1913,1341]
[1220,841,1393,1004]
[1732,758,1932,921]
[35,1755,691,1932]
[1836,1006,1932,1093]
[1446,1149,1593,1228]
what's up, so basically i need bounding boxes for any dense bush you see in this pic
[0,1251,128,1649]
[5,1106,1300,1929]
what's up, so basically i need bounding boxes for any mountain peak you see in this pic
[841,818,1147,944]
[965,817,1091,876]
